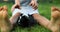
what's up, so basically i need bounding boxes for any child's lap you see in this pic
[12,6,39,16]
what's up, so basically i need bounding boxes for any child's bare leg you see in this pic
[32,14,51,29]
[32,7,60,32]
[50,7,60,32]
[0,5,11,32]
[0,5,21,32]
[10,6,21,25]
[9,13,20,25]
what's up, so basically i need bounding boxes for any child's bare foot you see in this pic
[51,6,60,19]
[0,5,11,32]
[50,6,60,32]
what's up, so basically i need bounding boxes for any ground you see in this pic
[0,2,60,32]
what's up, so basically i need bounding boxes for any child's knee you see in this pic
[12,9,21,16]
[32,14,41,20]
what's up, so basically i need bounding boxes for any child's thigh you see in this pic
[11,8,21,24]
[32,13,40,19]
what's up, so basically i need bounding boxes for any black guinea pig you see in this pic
[16,14,37,27]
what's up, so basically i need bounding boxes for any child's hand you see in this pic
[29,0,38,10]
[11,4,20,12]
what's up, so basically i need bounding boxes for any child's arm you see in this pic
[15,0,20,4]
[11,0,20,12]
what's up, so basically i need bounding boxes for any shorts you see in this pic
[12,6,39,16]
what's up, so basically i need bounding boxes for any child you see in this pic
[11,0,39,26]
[10,0,59,32]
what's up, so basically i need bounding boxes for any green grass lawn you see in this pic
[0,2,60,32]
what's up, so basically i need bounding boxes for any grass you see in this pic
[0,2,60,32]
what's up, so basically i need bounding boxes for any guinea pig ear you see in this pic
[3,5,8,11]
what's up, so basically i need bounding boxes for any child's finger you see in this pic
[33,4,38,10]
[29,3,32,6]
